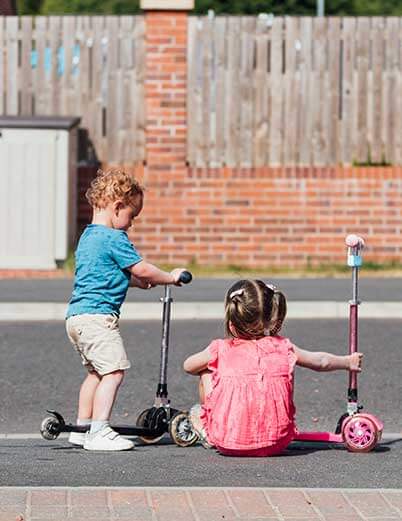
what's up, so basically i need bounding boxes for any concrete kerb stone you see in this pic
[1,301,402,321]
[1,487,402,521]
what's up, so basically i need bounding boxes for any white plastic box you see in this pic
[0,116,80,269]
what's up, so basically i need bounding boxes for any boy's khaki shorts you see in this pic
[66,314,131,375]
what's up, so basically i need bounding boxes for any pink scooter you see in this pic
[294,235,383,452]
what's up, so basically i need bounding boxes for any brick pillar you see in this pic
[141,0,193,178]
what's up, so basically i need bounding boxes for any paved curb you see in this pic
[1,301,402,321]
[1,487,402,520]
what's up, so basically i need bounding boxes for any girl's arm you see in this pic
[294,346,363,372]
[183,347,212,375]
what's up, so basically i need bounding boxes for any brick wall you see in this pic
[79,9,402,269]
[122,166,402,268]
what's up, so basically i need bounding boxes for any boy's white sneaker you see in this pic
[68,431,87,447]
[83,425,134,451]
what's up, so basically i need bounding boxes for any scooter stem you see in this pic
[157,285,172,398]
[348,267,358,401]
[346,235,364,407]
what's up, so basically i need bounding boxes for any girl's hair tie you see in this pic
[266,283,277,293]
[230,288,244,299]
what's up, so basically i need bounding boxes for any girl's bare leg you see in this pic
[199,369,213,403]
[77,371,101,420]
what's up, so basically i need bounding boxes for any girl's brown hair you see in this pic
[86,168,144,209]
[224,279,287,339]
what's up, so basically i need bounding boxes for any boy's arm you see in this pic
[129,274,153,289]
[129,260,183,286]
[183,348,212,375]
[294,346,363,372]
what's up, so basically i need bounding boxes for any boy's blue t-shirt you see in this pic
[66,224,142,318]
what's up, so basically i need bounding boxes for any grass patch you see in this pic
[60,255,402,279]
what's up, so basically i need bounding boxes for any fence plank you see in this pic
[91,16,106,162]
[284,16,298,165]
[105,16,119,163]
[298,17,312,165]
[340,17,355,165]
[225,17,241,167]
[253,15,269,167]
[33,17,47,115]
[120,15,134,163]
[385,17,399,164]
[311,17,327,166]
[239,16,255,167]
[76,16,91,129]
[356,18,369,162]
[48,17,61,115]
[370,17,384,163]
[20,17,33,115]
[5,17,18,115]
[214,16,226,167]
[202,14,211,167]
[269,16,283,165]
[327,17,340,164]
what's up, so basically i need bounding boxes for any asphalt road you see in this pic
[1,277,402,302]
[0,319,401,487]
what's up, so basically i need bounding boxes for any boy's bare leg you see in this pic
[77,371,101,420]
[92,369,124,421]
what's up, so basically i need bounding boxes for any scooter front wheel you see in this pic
[342,414,379,452]
[40,414,62,440]
[136,408,165,444]
[169,412,199,447]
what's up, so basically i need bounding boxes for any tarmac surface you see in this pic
[0,318,401,488]
[1,276,402,302]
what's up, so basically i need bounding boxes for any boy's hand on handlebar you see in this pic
[170,268,187,286]
[349,352,363,372]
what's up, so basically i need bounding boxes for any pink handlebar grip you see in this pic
[345,234,365,249]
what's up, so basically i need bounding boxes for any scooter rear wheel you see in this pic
[169,412,199,447]
[342,414,379,452]
[136,408,165,444]
[40,414,62,440]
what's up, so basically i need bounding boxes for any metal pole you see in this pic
[317,0,325,17]
[157,285,172,398]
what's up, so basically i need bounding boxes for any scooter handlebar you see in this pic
[345,234,365,250]
[178,270,193,284]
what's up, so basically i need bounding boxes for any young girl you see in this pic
[183,279,363,457]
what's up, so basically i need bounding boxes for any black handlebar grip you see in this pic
[179,271,192,284]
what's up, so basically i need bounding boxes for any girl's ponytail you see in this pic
[267,290,287,336]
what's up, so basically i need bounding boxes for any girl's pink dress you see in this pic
[200,336,297,456]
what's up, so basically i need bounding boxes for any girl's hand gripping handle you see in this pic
[345,234,365,267]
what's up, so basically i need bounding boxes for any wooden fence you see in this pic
[0,15,145,164]
[187,16,402,167]
[1,16,402,167]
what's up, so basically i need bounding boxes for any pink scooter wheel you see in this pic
[342,414,379,453]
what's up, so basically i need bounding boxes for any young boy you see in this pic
[66,169,186,451]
